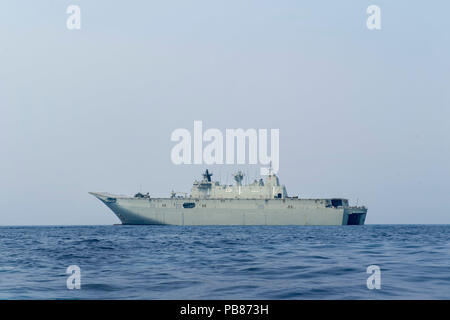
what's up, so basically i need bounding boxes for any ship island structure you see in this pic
[90,169,367,226]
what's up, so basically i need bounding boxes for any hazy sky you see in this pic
[0,1,449,225]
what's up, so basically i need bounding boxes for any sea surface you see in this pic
[0,225,449,299]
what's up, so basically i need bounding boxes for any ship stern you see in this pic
[343,207,368,225]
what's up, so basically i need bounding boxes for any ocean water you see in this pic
[0,225,448,300]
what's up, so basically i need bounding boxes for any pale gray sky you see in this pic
[0,1,449,225]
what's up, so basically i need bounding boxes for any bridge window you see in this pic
[331,199,343,207]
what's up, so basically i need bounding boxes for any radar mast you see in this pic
[233,171,244,186]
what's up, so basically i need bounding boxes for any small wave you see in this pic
[81,283,118,292]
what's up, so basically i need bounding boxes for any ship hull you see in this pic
[90,193,367,226]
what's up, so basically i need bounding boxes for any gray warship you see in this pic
[90,169,367,225]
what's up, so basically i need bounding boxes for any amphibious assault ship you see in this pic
[90,169,367,225]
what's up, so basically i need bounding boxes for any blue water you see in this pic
[0,225,449,299]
